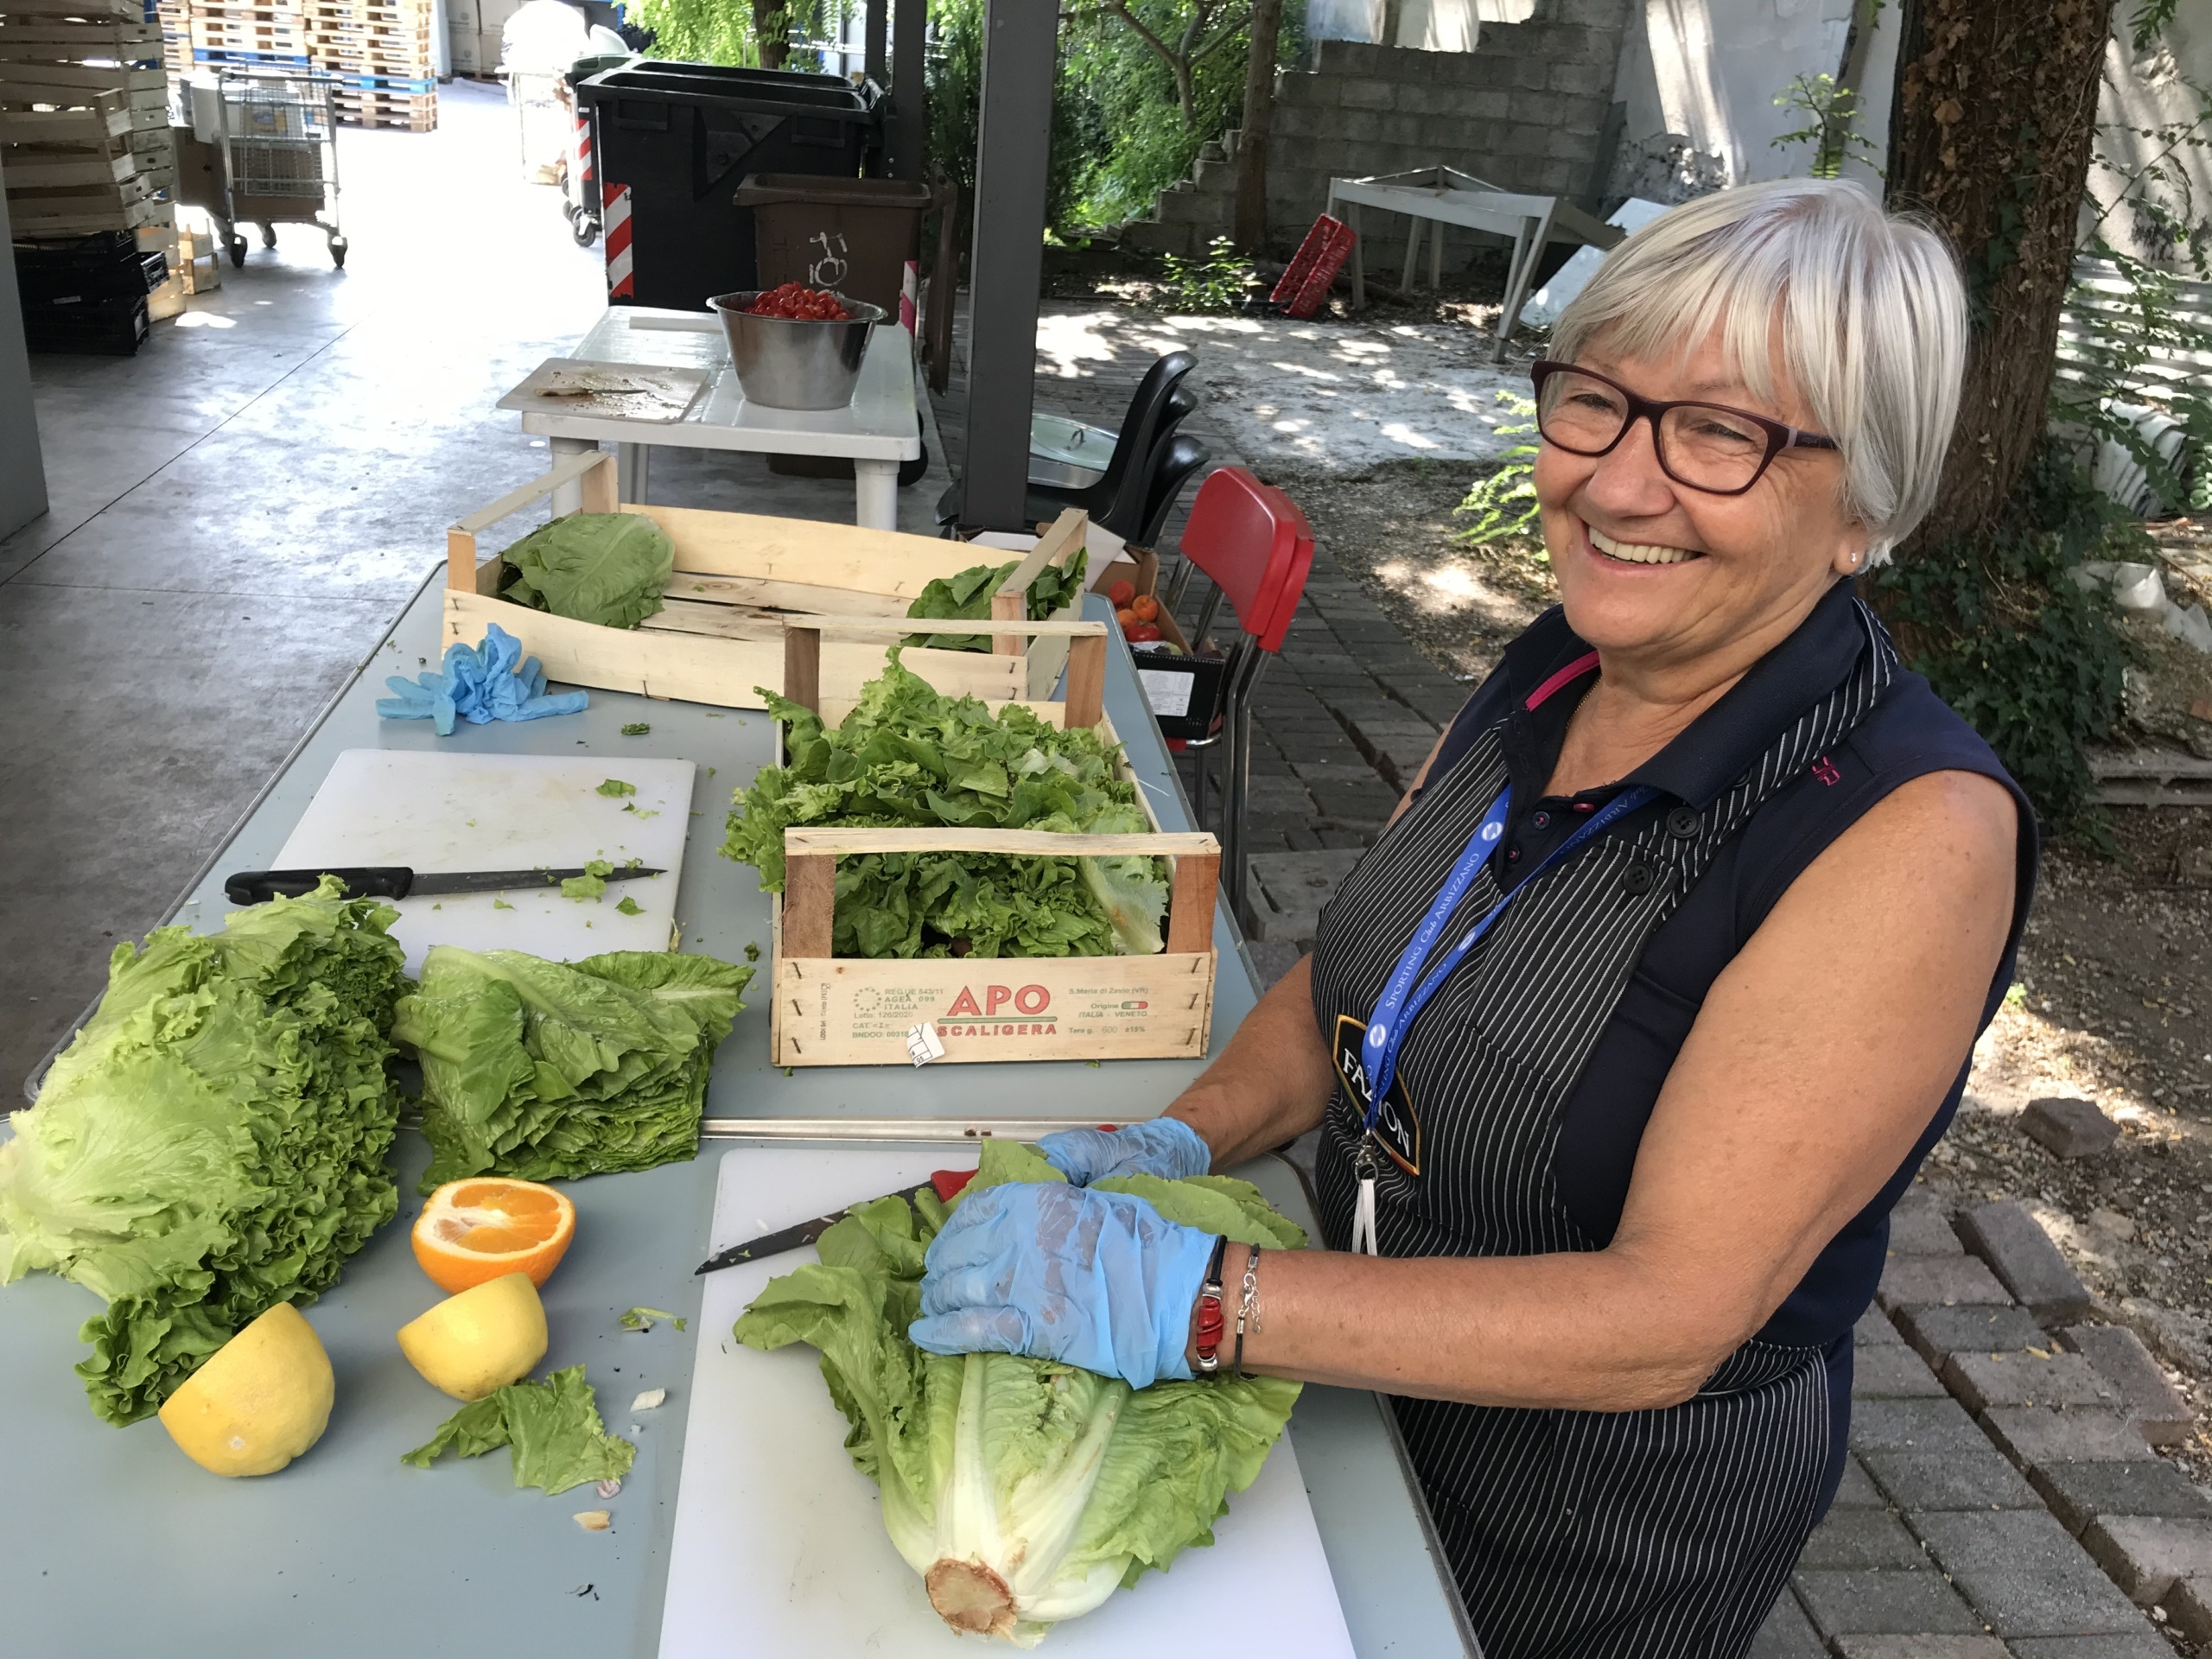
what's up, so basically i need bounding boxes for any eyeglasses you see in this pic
[1529,359,1839,496]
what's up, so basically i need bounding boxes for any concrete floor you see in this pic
[0,78,949,1093]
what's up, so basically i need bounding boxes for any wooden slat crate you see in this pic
[766,744,1217,1066]
[442,453,1095,715]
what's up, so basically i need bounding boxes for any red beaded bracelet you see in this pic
[1193,1235,1229,1374]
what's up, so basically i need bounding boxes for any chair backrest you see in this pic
[1175,467,1315,654]
[1130,432,1210,545]
[1088,377,1196,524]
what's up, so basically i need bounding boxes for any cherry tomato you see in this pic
[1106,580,1136,608]
[1125,621,1162,642]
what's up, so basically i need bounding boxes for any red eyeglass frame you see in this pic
[1529,359,1839,496]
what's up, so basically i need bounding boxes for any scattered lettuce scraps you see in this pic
[595,779,636,798]
[393,946,753,1190]
[562,859,614,901]
[498,513,674,631]
[402,1365,635,1494]
[621,722,652,736]
[734,1140,1304,1645]
[721,651,1166,958]
[743,942,761,963]
[904,550,1089,652]
[0,879,410,1424]
[614,895,643,916]
[619,1306,686,1332]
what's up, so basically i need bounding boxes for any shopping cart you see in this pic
[208,67,346,268]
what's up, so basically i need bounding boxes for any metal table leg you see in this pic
[854,458,899,530]
[618,442,652,505]
[549,436,597,514]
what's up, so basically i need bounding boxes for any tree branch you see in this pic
[1095,0,1179,73]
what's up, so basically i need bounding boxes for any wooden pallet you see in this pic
[0,0,142,20]
[0,21,162,54]
[189,1,306,20]
[189,16,311,54]
[331,92,432,130]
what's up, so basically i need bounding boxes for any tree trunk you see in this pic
[1882,0,2114,555]
[1234,0,1283,254]
[753,0,790,69]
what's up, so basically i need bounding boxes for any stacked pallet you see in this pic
[304,0,432,130]
[0,0,177,252]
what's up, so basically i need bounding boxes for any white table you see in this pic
[1326,167,1625,360]
[505,306,924,529]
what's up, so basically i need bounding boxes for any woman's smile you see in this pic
[1583,523,1704,567]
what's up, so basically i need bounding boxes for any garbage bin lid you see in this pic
[732,173,934,209]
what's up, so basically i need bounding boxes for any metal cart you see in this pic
[209,67,346,269]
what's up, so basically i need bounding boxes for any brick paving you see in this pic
[932,296,2212,1656]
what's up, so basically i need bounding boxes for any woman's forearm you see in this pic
[1163,955,1337,1168]
[1197,1242,1732,1412]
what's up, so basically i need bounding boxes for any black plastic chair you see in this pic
[1128,433,1211,546]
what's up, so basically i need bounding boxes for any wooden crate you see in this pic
[442,452,1096,716]
[767,615,1217,1066]
[329,85,433,129]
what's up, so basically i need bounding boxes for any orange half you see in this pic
[411,1178,576,1294]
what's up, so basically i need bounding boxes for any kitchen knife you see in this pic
[696,1168,979,1275]
[223,866,666,905]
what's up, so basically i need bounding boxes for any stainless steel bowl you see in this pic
[708,290,884,411]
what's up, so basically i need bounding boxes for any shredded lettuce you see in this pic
[393,946,752,1191]
[721,652,1167,957]
[905,550,1089,652]
[402,1364,635,1494]
[0,880,410,1424]
[734,1141,1305,1647]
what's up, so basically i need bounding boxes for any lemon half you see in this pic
[397,1271,549,1401]
[158,1302,334,1478]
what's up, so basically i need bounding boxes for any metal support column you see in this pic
[887,0,927,181]
[864,0,887,87]
[957,0,1055,530]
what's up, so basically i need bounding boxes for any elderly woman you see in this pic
[911,177,2037,1658]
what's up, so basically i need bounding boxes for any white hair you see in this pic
[1550,178,1967,563]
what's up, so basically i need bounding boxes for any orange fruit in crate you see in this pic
[411,1178,576,1294]
[1130,594,1160,622]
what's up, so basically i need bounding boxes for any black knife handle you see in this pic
[224,868,414,904]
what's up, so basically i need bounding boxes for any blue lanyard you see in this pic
[1358,782,1661,1120]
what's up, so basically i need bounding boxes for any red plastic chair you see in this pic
[1161,467,1315,925]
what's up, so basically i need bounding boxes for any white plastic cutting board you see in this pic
[659,1147,1357,1659]
[271,750,695,975]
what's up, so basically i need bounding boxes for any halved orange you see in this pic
[412,1178,576,1294]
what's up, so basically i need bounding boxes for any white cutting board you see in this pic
[659,1147,1356,1659]
[272,750,695,975]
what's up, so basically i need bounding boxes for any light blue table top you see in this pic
[0,578,1472,1658]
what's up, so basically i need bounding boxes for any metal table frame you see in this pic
[1327,166,1625,359]
[507,307,923,530]
[1,569,1476,1658]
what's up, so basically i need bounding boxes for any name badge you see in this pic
[1332,1014,1421,1176]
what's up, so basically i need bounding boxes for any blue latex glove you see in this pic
[1036,1118,1211,1187]
[909,1181,1218,1389]
[377,623,589,736]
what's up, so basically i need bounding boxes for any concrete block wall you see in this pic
[1122,0,1632,260]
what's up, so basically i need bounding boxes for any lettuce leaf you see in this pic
[721,651,1168,958]
[499,512,675,630]
[734,1140,1304,1647]
[905,550,1089,652]
[402,1363,635,1494]
[0,880,410,1424]
[394,946,752,1192]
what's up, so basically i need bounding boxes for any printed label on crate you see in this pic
[1137,667,1194,718]
[849,978,1160,1044]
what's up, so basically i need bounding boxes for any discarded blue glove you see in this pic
[1037,1118,1211,1187]
[377,623,588,736]
[909,1180,1217,1389]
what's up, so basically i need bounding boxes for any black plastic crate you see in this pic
[13,236,165,303]
[577,61,880,310]
[22,292,149,356]
[1131,641,1230,743]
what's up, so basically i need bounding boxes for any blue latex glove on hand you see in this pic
[1036,1117,1211,1187]
[377,623,589,736]
[909,1181,1217,1389]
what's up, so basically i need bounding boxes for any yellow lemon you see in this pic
[157,1302,334,1478]
[397,1271,549,1401]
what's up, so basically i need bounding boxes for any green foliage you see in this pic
[1159,234,1255,312]
[905,550,1090,651]
[1453,391,1542,545]
[1770,72,1881,179]
[721,652,1168,957]
[631,0,788,66]
[1872,443,2134,830]
[2057,247,2212,516]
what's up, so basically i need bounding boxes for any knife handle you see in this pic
[224,868,414,904]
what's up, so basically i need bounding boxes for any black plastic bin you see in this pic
[576,62,882,311]
[734,173,931,315]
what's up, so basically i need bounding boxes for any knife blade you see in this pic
[696,1167,978,1275]
[223,866,665,905]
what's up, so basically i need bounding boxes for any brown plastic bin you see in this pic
[733,173,933,315]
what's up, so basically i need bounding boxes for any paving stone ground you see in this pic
[932,300,2203,1657]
